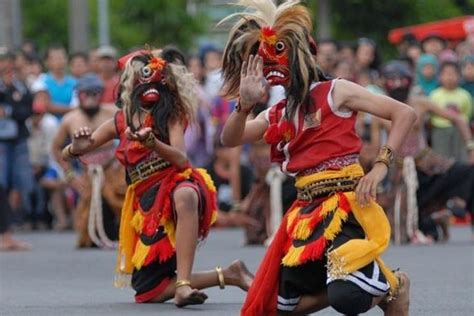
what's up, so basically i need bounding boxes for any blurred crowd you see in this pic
[0,30,473,250]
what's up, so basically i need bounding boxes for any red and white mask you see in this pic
[257,26,290,87]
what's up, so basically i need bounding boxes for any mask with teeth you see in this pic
[258,27,290,87]
[116,47,198,141]
[221,1,321,121]
[136,56,167,104]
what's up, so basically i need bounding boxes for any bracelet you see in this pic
[215,266,225,289]
[62,144,82,160]
[142,132,157,149]
[234,101,252,115]
[175,280,191,288]
[374,145,394,168]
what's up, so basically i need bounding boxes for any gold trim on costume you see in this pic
[127,158,171,183]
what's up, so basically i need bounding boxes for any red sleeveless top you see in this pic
[265,80,362,175]
[114,110,160,166]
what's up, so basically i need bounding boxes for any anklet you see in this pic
[216,266,225,289]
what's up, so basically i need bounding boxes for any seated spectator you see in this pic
[27,100,63,230]
[207,138,253,213]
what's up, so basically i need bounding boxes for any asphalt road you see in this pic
[1,227,473,316]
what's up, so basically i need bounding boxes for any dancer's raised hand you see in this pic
[239,55,268,113]
[71,126,94,154]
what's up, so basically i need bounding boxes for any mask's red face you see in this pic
[257,26,290,87]
[138,57,166,104]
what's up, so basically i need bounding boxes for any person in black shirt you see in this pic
[0,48,34,226]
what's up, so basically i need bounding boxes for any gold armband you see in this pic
[374,145,394,168]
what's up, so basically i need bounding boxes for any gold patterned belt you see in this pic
[297,176,361,201]
[127,158,171,183]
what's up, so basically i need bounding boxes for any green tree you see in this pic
[22,0,69,52]
[96,0,209,52]
[21,0,209,55]
[308,0,474,59]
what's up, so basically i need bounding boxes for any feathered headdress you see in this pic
[220,0,321,119]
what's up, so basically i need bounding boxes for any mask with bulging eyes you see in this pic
[135,56,167,104]
[257,26,290,87]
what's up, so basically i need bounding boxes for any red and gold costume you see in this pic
[221,1,399,315]
[112,48,217,302]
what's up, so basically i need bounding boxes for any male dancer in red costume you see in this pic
[62,47,253,308]
[220,1,416,315]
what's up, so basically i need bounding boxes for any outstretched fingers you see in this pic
[74,127,92,139]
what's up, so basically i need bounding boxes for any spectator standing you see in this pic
[0,48,34,226]
[338,41,355,64]
[201,44,223,100]
[69,52,90,79]
[317,39,338,76]
[461,55,474,97]
[36,45,76,118]
[96,46,119,106]
[185,55,214,167]
[415,54,439,96]
[421,33,446,57]
[430,61,473,162]
[88,47,101,74]
[354,37,381,75]
[0,184,31,251]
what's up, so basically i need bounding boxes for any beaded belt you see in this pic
[297,176,361,201]
[127,158,171,183]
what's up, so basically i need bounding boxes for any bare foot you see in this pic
[0,235,32,251]
[384,271,410,316]
[174,285,208,308]
[224,260,254,291]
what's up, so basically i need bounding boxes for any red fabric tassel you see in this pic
[264,123,281,145]
[144,236,175,266]
[241,215,290,316]
[338,192,351,213]
[298,236,327,264]
[279,120,296,142]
